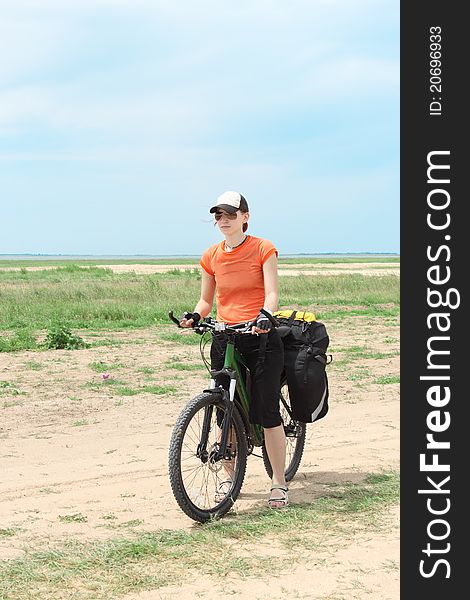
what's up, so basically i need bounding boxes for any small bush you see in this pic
[43,326,89,350]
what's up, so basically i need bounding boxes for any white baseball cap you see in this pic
[209,191,249,214]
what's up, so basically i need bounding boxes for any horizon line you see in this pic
[0,251,400,258]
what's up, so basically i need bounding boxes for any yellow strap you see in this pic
[274,309,317,322]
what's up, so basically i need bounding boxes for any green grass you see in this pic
[0,472,398,599]
[82,378,124,390]
[165,361,204,371]
[0,528,17,538]
[23,361,43,371]
[136,367,156,375]
[43,325,89,349]
[0,266,399,353]
[346,367,373,381]
[114,384,178,396]
[277,256,399,264]
[165,268,200,276]
[58,513,88,523]
[100,514,117,521]
[0,329,38,352]
[320,306,400,320]
[374,375,400,385]
[0,268,200,334]
[88,338,125,348]
[0,267,399,342]
[362,351,399,359]
[141,385,178,395]
[114,387,140,397]
[88,361,124,373]
[279,262,399,270]
[331,346,399,360]
[279,274,399,308]
[118,519,144,528]
[0,381,21,396]
[84,380,178,397]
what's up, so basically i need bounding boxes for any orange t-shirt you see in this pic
[200,235,278,324]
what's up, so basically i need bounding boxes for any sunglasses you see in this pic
[214,210,239,221]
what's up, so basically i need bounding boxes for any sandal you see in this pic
[268,484,289,509]
[214,479,233,503]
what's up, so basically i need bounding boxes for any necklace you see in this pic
[225,235,248,252]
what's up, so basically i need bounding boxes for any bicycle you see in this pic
[167,309,307,523]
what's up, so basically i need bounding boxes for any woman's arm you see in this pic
[180,269,216,327]
[262,253,279,313]
[251,253,279,334]
[194,269,216,318]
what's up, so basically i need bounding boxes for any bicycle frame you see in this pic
[206,335,264,459]
[222,339,264,446]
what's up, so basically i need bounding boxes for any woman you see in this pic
[180,190,288,509]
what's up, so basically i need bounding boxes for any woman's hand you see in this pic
[180,312,201,328]
[251,312,271,335]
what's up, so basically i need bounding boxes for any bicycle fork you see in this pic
[197,372,237,464]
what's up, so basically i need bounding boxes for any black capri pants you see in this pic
[210,329,284,429]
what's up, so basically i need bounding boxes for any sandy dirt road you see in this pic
[0,314,399,599]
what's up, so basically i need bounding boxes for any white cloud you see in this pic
[0,0,398,145]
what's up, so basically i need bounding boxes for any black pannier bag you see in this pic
[274,310,331,423]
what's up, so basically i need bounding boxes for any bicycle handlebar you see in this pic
[168,309,279,334]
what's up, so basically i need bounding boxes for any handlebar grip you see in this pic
[168,311,182,327]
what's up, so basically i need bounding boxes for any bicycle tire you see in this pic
[262,378,306,482]
[168,392,248,523]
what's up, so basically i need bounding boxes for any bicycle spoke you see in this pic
[169,392,248,520]
[177,404,231,509]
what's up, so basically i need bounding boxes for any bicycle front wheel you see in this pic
[168,392,248,523]
[262,378,306,482]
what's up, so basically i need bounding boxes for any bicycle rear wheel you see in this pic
[262,378,306,482]
[168,392,248,523]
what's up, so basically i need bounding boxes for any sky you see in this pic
[0,0,399,256]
